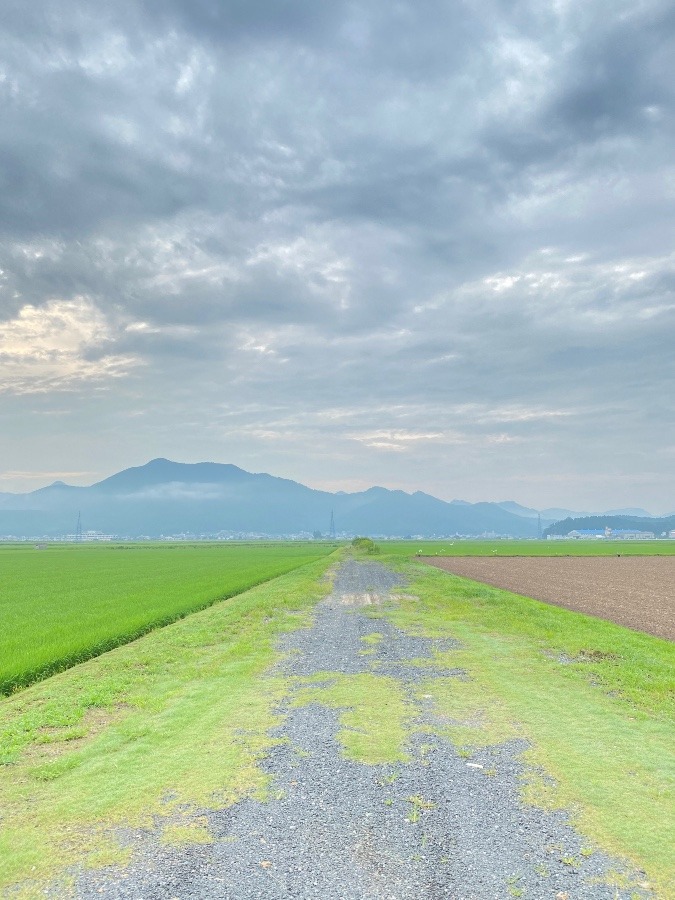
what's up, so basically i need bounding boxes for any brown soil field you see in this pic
[421,556,675,641]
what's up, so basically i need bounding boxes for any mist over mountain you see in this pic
[0,459,547,539]
[0,460,664,540]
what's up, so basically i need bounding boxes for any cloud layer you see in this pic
[1,0,673,509]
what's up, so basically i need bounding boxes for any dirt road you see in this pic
[76,560,650,899]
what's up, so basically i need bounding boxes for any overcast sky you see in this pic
[1,0,673,511]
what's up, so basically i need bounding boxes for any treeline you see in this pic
[544,515,675,537]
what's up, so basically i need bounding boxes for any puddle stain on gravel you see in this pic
[68,559,655,900]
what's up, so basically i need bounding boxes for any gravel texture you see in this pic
[421,556,675,640]
[73,559,652,899]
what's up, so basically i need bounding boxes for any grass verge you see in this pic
[0,552,337,895]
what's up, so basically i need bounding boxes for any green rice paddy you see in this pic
[0,542,335,694]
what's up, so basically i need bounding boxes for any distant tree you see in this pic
[543,514,675,537]
[351,536,381,554]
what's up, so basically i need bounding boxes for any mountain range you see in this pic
[0,459,668,539]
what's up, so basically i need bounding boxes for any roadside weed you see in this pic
[406,795,435,823]
[377,770,400,786]
[507,873,524,897]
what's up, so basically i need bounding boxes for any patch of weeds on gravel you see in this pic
[160,819,214,847]
[406,794,436,823]
[360,631,384,645]
[586,867,657,898]
[506,872,525,897]
[292,672,416,764]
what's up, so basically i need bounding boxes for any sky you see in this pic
[0,0,674,511]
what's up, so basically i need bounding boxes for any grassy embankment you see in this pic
[0,542,335,694]
[294,543,674,896]
[0,551,338,894]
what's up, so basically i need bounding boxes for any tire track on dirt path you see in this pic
[75,559,652,899]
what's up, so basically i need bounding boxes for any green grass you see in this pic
[386,539,675,556]
[369,556,675,896]
[0,542,335,694]
[0,552,337,893]
[293,672,414,764]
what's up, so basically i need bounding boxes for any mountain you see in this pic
[539,507,591,520]
[603,508,654,518]
[496,501,540,519]
[0,459,543,539]
[93,458,263,492]
[497,502,657,521]
[497,501,593,521]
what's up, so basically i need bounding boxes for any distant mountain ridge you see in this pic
[0,459,666,539]
[0,458,543,538]
[496,501,657,520]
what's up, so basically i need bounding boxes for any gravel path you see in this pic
[74,559,651,899]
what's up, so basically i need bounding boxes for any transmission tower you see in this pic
[329,509,336,540]
[75,511,82,543]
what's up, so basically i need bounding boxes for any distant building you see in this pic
[63,530,116,542]
[567,528,654,540]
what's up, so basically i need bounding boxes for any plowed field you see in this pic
[422,556,675,640]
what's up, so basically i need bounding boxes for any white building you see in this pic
[567,528,655,540]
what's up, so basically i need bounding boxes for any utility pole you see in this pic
[75,511,82,543]
[329,509,336,540]
[537,513,542,540]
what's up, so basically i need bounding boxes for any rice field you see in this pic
[0,542,336,694]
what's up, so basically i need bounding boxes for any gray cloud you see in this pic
[0,0,673,510]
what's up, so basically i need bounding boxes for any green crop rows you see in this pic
[0,542,335,694]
